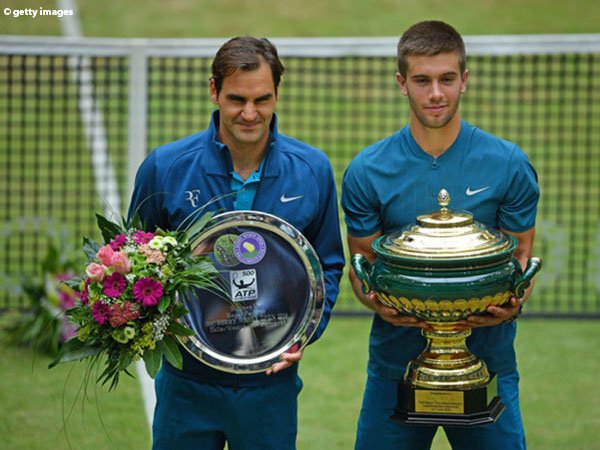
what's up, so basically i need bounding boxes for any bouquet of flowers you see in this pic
[50,212,220,390]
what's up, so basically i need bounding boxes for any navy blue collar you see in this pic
[204,110,280,178]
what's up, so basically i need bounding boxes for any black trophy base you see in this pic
[391,375,505,427]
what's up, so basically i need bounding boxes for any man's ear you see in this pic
[461,69,470,93]
[209,78,218,104]
[396,72,408,96]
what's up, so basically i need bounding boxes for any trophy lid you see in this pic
[375,189,516,264]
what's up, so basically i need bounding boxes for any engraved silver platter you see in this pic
[177,211,325,373]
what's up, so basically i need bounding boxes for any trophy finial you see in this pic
[438,189,451,219]
[438,189,450,207]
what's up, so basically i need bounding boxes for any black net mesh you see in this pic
[0,54,128,309]
[1,46,599,316]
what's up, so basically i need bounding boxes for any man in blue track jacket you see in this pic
[128,36,345,450]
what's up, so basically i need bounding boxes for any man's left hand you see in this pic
[266,344,303,375]
[454,296,522,331]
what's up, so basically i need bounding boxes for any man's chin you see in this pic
[234,133,265,147]
[418,113,455,130]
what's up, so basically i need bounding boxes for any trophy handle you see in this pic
[512,256,543,298]
[351,254,373,294]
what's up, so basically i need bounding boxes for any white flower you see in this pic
[148,236,165,249]
[148,235,177,250]
[162,236,178,247]
[152,315,170,341]
[123,326,136,340]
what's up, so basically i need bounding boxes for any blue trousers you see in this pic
[152,368,303,450]
[355,370,526,450]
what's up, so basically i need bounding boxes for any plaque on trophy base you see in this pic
[390,324,507,427]
[392,374,505,427]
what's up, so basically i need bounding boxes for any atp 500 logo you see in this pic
[229,269,258,301]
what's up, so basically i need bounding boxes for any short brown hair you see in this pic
[211,36,285,94]
[397,21,466,77]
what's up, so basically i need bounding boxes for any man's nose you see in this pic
[241,103,258,121]
[429,81,443,100]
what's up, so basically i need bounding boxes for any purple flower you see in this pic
[80,279,91,304]
[103,272,127,298]
[110,234,128,250]
[55,272,72,282]
[133,230,154,245]
[58,290,76,310]
[60,320,78,342]
[133,277,164,307]
[92,301,110,325]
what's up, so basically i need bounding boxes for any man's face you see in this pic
[210,61,278,151]
[397,52,468,129]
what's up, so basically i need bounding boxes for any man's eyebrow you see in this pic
[225,93,245,101]
[225,93,274,101]
[256,93,274,101]
[410,71,458,80]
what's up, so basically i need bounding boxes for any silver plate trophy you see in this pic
[177,211,325,373]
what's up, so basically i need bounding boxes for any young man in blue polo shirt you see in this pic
[129,36,345,450]
[342,21,539,450]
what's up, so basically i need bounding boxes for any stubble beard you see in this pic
[223,120,268,150]
[408,94,460,130]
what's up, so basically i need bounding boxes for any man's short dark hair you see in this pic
[397,21,466,76]
[211,36,285,94]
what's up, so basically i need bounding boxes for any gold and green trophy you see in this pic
[352,190,542,426]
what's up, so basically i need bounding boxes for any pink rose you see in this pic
[97,245,115,266]
[111,251,131,274]
[85,262,106,282]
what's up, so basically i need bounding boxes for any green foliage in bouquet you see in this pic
[49,211,221,390]
[2,240,81,356]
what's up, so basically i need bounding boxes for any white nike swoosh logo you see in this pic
[280,194,304,203]
[466,186,490,196]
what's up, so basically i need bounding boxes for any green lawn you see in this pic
[0,340,151,449]
[0,0,598,36]
[1,317,598,449]
[298,317,600,450]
